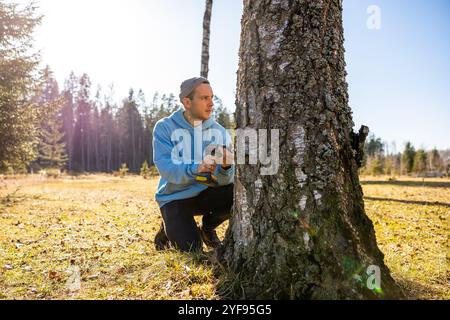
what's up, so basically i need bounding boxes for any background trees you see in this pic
[360,136,447,177]
[28,72,234,174]
[1,64,234,174]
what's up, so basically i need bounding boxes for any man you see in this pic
[152,77,234,252]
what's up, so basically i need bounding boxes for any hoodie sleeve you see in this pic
[153,121,199,185]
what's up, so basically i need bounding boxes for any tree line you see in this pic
[5,66,234,175]
[361,135,449,177]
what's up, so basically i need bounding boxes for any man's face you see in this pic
[184,83,214,121]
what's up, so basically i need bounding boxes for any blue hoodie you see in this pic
[153,109,234,208]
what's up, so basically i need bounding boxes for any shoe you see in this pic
[200,226,223,249]
[154,222,170,251]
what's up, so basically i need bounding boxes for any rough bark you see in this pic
[200,0,213,78]
[221,0,404,299]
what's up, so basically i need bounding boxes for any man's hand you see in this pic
[198,155,217,174]
[197,146,234,174]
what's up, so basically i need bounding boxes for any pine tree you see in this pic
[401,142,416,174]
[429,148,443,171]
[38,126,68,169]
[116,89,144,173]
[99,102,114,172]
[35,66,68,169]
[91,86,102,171]
[73,73,92,171]
[0,2,42,172]
[413,149,427,175]
[101,84,116,172]
[61,72,78,171]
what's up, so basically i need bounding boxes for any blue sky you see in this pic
[343,0,450,151]
[28,0,449,150]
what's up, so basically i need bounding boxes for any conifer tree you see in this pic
[0,2,42,171]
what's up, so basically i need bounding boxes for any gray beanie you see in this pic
[179,77,209,101]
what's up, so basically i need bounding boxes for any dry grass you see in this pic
[0,174,222,300]
[360,176,449,300]
[0,174,448,299]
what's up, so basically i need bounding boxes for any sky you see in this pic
[18,0,450,150]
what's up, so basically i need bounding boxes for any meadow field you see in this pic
[0,174,448,300]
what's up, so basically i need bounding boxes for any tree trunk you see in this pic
[200,0,213,78]
[87,113,92,172]
[221,0,404,300]
[62,95,74,171]
[107,118,112,172]
[131,112,136,172]
[81,125,85,171]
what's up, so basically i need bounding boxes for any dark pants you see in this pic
[159,183,234,251]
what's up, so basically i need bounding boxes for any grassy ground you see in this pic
[360,176,449,299]
[0,174,448,299]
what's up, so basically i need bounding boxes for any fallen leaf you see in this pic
[48,271,63,282]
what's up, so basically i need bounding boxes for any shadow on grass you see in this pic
[364,196,450,208]
[360,180,450,188]
[395,276,446,300]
